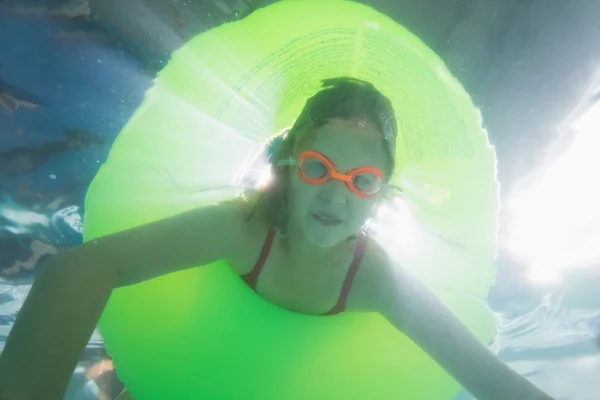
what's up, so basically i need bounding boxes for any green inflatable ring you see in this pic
[84,1,500,398]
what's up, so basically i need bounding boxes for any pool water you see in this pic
[1,1,599,399]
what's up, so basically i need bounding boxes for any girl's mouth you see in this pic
[313,213,342,226]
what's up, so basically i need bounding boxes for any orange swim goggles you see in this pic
[277,150,384,198]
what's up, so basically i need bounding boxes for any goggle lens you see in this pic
[352,173,383,195]
[298,158,329,180]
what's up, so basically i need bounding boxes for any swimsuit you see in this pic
[241,227,368,315]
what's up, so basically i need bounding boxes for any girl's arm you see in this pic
[373,255,555,400]
[0,202,247,400]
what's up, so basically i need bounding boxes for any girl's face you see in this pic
[286,119,390,248]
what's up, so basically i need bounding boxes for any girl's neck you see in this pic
[279,222,356,267]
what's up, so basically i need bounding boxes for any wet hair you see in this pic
[251,77,398,234]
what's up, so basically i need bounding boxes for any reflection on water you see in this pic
[495,292,600,400]
[1,197,82,281]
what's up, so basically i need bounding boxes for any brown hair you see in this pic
[250,77,398,234]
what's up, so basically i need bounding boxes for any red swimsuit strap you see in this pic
[322,233,368,316]
[241,227,276,290]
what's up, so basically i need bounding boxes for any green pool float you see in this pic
[84,1,500,398]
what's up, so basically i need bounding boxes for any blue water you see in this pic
[1,2,599,399]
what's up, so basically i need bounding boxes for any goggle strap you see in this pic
[276,156,296,169]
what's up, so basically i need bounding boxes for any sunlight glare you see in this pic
[506,100,600,283]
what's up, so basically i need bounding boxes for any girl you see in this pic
[0,78,555,400]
